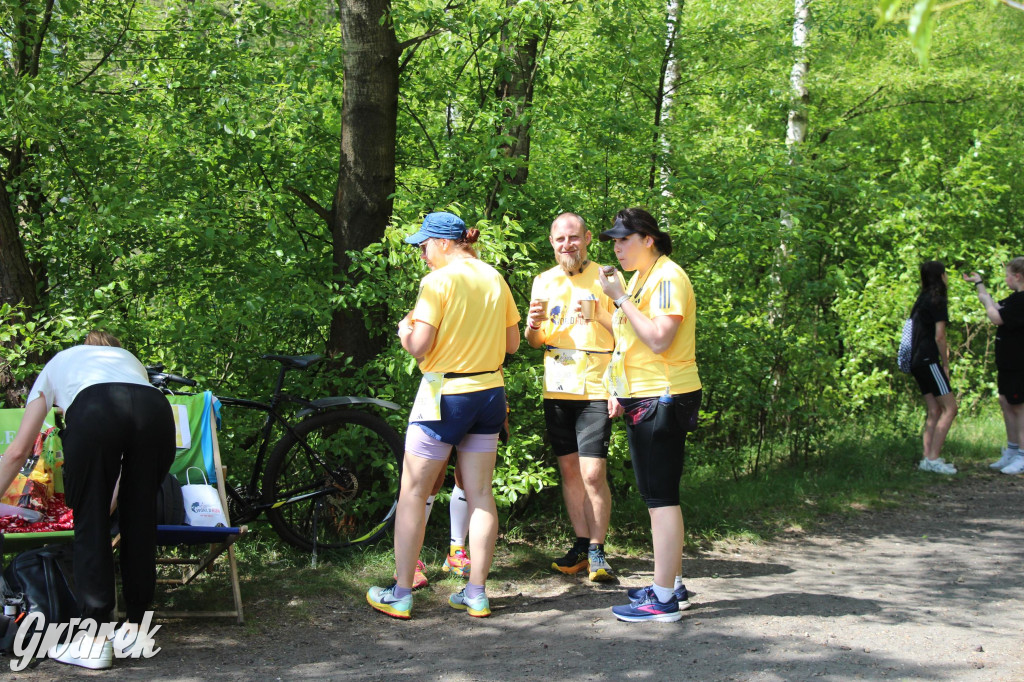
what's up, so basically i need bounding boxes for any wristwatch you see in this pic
[614,295,630,308]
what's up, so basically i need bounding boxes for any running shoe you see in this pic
[588,548,615,582]
[551,546,589,574]
[1001,453,1024,475]
[626,584,690,610]
[393,559,428,590]
[448,588,491,617]
[367,584,412,619]
[48,636,114,670]
[611,587,682,623]
[442,546,471,578]
[919,457,956,475]
[107,622,159,658]
[990,448,1017,470]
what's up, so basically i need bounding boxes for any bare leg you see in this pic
[930,393,958,459]
[1011,402,1024,449]
[578,457,611,544]
[393,453,447,589]
[557,453,589,539]
[922,393,957,460]
[999,395,1021,446]
[649,506,684,588]
[456,449,498,586]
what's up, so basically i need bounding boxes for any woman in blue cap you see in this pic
[367,211,520,619]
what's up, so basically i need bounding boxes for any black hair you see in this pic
[615,207,672,256]
[919,260,947,305]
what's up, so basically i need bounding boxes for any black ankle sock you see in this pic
[573,537,589,552]
[588,543,604,553]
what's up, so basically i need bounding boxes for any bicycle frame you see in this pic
[217,361,400,514]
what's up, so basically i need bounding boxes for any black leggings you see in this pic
[623,390,701,509]
[61,383,175,623]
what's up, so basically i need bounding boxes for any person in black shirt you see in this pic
[910,261,958,474]
[963,257,1024,473]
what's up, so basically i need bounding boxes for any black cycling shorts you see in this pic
[543,399,612,458]
[621,390,701,509]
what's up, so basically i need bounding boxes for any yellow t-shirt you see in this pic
[530,261,616,400]
[609,255,701,397]
[413,258,520,394]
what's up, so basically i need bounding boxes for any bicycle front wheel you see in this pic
[262,409,403,551]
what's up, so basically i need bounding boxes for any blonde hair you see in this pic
[84,330,121,347]
[1007,257,1024,278]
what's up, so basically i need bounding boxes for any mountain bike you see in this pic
[149,354,403,552]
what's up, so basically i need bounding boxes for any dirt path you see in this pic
[9,474,1024,681]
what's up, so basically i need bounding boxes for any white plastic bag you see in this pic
[180,467,227,527]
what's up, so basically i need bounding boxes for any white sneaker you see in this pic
[919,458,957,475]
[1000,453,1024,475]
[48,635,113,670]
[990,448,1017,470]
[108,622,158,658]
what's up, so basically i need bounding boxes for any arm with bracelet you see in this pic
[963,271,1005,325]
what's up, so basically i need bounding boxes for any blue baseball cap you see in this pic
[404,212,467,245]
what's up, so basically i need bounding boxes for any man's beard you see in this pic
[557,251,585,274]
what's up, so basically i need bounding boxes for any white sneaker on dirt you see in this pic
[1000,453,1024,475]
[108,622,159,658]
[48,635,113,670]
[919,458,956,475]
[990,448,1017,470]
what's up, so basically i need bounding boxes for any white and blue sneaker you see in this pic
[367,584,412,619]
[448,588,491,617]
[612,587,682,623]
[627,584,690,610]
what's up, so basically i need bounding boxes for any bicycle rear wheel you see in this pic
[262,409,403,551]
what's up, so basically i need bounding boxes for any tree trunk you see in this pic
[649,0,682,196]
[0,184,39,310]
[326,0,400,364]
[1,0,53,402]
[779,0,809,237]
[484,0,543,218]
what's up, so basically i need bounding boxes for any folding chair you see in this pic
[118,391,247,623]
[0,408,74,555]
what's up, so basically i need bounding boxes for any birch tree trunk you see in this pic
[649,0,682,197]
[780,0,809,234]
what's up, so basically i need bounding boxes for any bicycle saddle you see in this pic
[260,354,323,370]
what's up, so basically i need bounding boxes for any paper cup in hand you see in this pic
[579,298,596,320]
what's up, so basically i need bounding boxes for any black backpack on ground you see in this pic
[0,541,79,653]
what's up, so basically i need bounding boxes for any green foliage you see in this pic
[3,0,1024,525]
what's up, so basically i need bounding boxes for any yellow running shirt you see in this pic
[530,261,616,400]
[607,255,701,397]
[412,258,520,395]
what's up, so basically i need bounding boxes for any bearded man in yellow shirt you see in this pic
[525,212,620,581]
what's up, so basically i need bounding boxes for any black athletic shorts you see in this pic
[998,369,1024,405]
[911,363,952,397]
[620,389,701,509]
[543,399,612,458]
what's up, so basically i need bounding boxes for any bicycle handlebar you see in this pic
[147,365,197,388]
